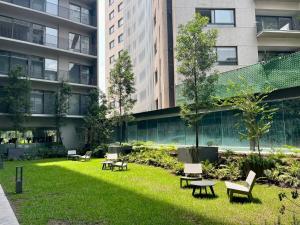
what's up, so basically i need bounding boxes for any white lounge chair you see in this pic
[80,151,92,161]
[67,150,78,160]
[180,163,202,188]
[225,170,256,202]
[101,153,118,170]
[111,159,128,171]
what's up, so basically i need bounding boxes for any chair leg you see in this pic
[227,189,229,196]
[248,193,253,201]
[102,164,105,170]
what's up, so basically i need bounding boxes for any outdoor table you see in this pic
[190,180,216,197]
[101,160,113,170]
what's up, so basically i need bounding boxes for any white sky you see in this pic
[98,0,105,93]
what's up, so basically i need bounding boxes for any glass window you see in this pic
[118,18,123,27]
[216,47,237,65]
[44,91,55,114]
[109,40,114,49]
[109,55,115,64]
[10,53,28,74]
[32,0,46,11]
[12,0,30,7]
[118,33,124,43]
[0,16,13,38]
[45,27,58,47]
[69,94,80,115]
[109,25,114,34]
[81,36,89,54]
[262,17,278,30]
[13,19,30,41]
[70,4,81,23]
[0,51,10,75]
[69,33,81,52]
[80,95,88,115]
[31,56,44,79]
[215,10,234,24]
[279,17,292,30]
[118,2,123,12]
[32,24,44,45]
[81,7,90,25]
[69,63,80,83]
[109,0,114,6]
[46,0,58,15]
[109,10,114,20]
[80,66,90,85]
[198,9,212,23]
[45,58,57,80]
[30,91,43,114]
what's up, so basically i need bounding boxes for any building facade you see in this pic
[105,0,300,113]
[0,0,98,148]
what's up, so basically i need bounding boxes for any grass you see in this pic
[0,159,295,225]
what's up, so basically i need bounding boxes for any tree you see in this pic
[216,78,278,155]
[1,67,31,146]
[55,81,71,144]
[84,89,112,148]
[108,50,136,144]
[176,13,218,150]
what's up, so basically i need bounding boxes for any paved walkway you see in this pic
[0,185,19,225]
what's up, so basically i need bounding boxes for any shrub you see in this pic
[240,154,275,177]
[93,144,108,158]
[216,162,241,181]
[201,160,216,179]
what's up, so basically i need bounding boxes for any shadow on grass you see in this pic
[229,196,262,204]
[2,160,243,225]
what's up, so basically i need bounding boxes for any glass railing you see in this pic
[59,70,97,86]
[0,28,97,56]
[256,17,299,33]
[0,0,96,26]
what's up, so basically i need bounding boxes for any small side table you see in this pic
[190,180,216,197]
[180,176,202,188]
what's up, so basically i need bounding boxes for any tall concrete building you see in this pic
[0,0,98,148]
[105,0,300,113]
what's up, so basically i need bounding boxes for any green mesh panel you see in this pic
[176,52,300,105]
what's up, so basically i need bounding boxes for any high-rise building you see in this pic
[0,0,98,148]
[106,0,300,113]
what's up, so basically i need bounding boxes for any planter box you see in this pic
[177,146,218,163]
[108,145,132,154]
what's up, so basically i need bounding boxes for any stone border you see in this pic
[0,185,19,225]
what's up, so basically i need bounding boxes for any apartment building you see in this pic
[0,0,98,148]
[105,0,300,113]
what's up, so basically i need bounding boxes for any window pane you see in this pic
[262,17,278,30]
[31,56,44,79]
[217,47,237,65]
[81,8,90,25]
[11,53,28,74]
[44,92,55,114]
[279,17,292,30]
[13,20,30,41]
[45,58,57,80]
[0,51,10,75]
[31,91,43,114]
[81,36,89,54]
[0,16,13,38]
[32,0,46,11]
[12,0,30,7]
[45,27,57,47]
[80,66,90,85]
[70,4,81,23]
[80,95,88,115]
[215,10,234,24]
[46,0,58,15]
[69,94,80,115]
[69,63,80,83]
[198,9,212,23]
[32,24,44,45]
[69,33,81,52]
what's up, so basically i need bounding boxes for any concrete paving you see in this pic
[0,185,19,225]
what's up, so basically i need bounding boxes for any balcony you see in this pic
[0,0,96,27]
[256,16,300,38]
[0,15,97,57]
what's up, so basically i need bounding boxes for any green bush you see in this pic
[240,154,275,177]
[216,162,241,181]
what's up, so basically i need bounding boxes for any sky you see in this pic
[98,0,105,92]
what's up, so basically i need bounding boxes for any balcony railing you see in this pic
[256,17,300,34]
[0,31,97,56]
[0,0,96,26]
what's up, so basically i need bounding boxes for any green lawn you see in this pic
[0,159,293,225]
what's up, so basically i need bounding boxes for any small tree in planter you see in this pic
[176,13,218,150]
[84,89,112,148]
[108,50,136,145]
[55,81,71,144]
[216,78,278,155]
[1,67,31,147]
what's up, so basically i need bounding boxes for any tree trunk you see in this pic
[15,130,17,148]
[257,138,261,157]
[195,122,199,150]
[119,104,122,145]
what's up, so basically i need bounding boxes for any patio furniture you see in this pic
[101,153,118,170]
[67,150,80,160]
[111,159,128,171]
[80,151,93,161]
[191,180,216,197]
[225,170,256,202]
[180,163,202,188]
